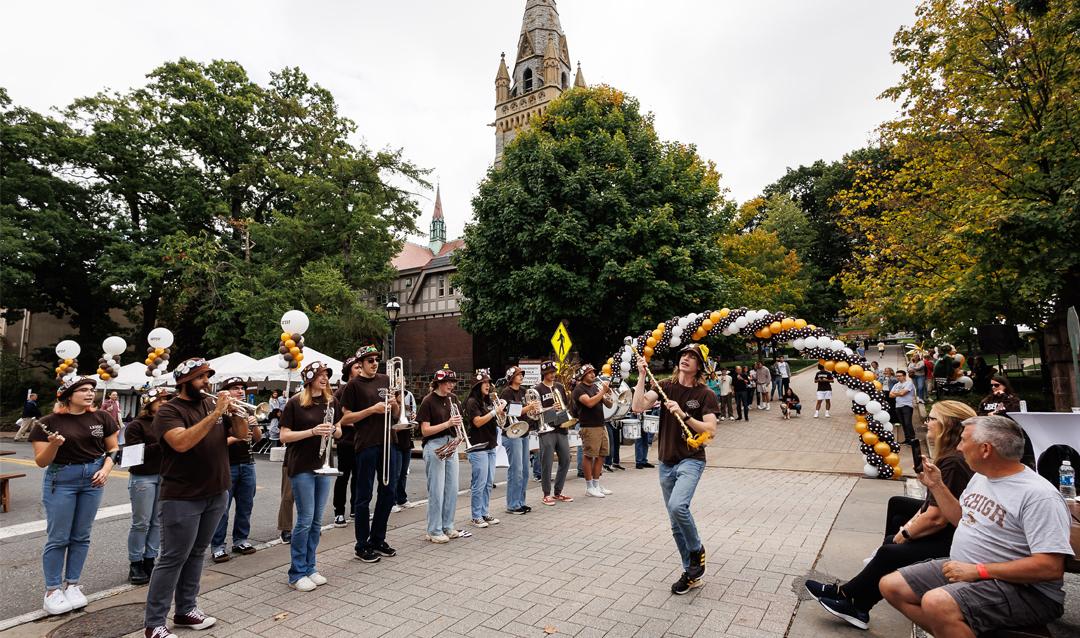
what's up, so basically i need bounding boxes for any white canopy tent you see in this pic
[208,352,261,384]
[250,347,344,386]
[92,361,156,391]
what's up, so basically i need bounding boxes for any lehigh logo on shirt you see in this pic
[90,423,104,438]
[686,399,700,410]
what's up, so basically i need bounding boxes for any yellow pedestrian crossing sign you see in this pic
[550,322,572,362]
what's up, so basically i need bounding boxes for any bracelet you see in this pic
[976,563,990,580]
[900,528,911,540]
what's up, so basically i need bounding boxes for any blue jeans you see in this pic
[605,423,621,465]
[503,435,529,510]
[42,458,105,589]
[468,449,496,519]
[288,472,333,583]
[127,474,161,562]
[772,378,783,400]
[635,432,654,465]
[658,458,705,571]
[394,447,411,505]
[212,463,256,552]
[422,435,459,536]
[532,447,541,480]
[913,375,927,401]
[352,445,399,552]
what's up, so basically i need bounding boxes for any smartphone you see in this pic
[910,439,924,474]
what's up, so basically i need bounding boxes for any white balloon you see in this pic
[671,326,683,337]
[56,340,81,359]
[280,310,310,335]
[619,362,631,375]
[845,388,856,399]
[147,327,174,349]
[864,463,879,477]
[758,309,770,318]
[843,347,854,355]
[734,317,748,329]
[831,339,846,351]
[865,400,882,413]
[102,336,127,356]
[853,392,870,406]
[875,410,892,423]
[803,336,819,349]
[152,369,162,378]
[792,338,806,350]
[277,358,289,369]
[669,336,682,347]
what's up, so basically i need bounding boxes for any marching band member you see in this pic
[464,369,504,527]
[211,377,262,562]
[332,351,363,526]
[572,364,611,498]
[31,376,119,615]
[535,361,573,506]
[144,358,249,637]
[391,388,417,512]
[339,345,400,563]
[500,366,535,514]
[123,387,173,586]
[416,365,467,543]
[631,344,719,595]
[279,362,342,591]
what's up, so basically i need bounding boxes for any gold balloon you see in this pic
[862,370,876,382]
[656,322,666,332]
[100,373,111,381]
[643,346,655,358]
[893,467,903,478]
[280,332,291,343]
[855,421,869,434]
[769,321,782,334]
[794,318,807,329]
[834,361,850,375]
[709,311,721,323]
[781,318,795,330]
[701,319,714,332]
[285,339,296,349]
[719,308,730,318]
[824,360,836,372]
[873,380,883,390]
[862,431,879,446]
[874,441,891,456]
[64,358,74,366]
[154,348,165,356]
[759,328,773,339]
[602,364,612,376]
[849,364,865,378]
[885,453,900,467]
[855,415,868,424]
[646,336,657,348]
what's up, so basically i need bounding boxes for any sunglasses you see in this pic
[990,382,1003,388]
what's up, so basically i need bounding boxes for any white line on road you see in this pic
[0,503,132,541]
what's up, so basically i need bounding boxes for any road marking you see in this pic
[0,457,130,478]
[0,503,132,541]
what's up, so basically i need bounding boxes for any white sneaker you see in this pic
[825,411,830,417]
[63,584,87,609]
[765,404,770,410]
[586,486,605,498]
[290,576,316,592]
[43,589,72,615]
[598,485,613,495]
[308,572,327,586]
[402,500,417,509]
[391,505,403,513]
[427,533,450,544]
[470,518,489,528]
[813,411,819,418]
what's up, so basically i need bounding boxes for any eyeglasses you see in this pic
[990,382,1003,388]
[362,357,379,364]
[922,415,939,425]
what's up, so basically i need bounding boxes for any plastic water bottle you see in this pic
[1060,461,1076,500]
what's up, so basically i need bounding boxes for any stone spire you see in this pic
[511,0,572,95]
[495,53,510,102]
[574,62,586,88]
[429,184,446,253]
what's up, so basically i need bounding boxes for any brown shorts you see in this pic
[580,426,609,458]
[898,559,1063,635]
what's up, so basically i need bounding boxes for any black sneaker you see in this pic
[173,607,216,630]
[687,546,706,580]
[671,572,702,595]
[521,505,532,513]
[142,557,155,576]
[641,462,655,468]
[354,549,381,563]
[804,579,842,602]
[233,542,256,555]
[372,542,397,557]
[333,515,347,528]
[211,548,230,563]
[129,561,149,585]
[280,531,291,544]
[576,470,585,478]
[603,464,613,472]
[506,507,527,515]
[818,596,869,630]
[612,464,626,471]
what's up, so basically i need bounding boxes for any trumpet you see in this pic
[489,387,508,428]
[315,399,341,475]
[434,396,486,460]
[200,390,271,421]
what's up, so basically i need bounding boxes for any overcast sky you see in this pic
[4,0,916,242]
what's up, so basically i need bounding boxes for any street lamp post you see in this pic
[385,297,401,359]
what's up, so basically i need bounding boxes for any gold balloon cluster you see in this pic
[278,332,305,369]
[97,356,121,381]
[144,347,171,378]
[55,358,77,380]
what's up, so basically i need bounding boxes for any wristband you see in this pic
[108,450,121,464]
[976,563,990,580]
[900,528,911,540]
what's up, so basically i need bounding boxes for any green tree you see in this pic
[837,0,1080,339]
[455,86,731,363]
[719,229,811,316]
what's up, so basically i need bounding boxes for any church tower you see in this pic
[428,184,446,253]
[493,0,584,166]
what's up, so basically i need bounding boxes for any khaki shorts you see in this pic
[898,559,1063,635]
[580,426,609,458]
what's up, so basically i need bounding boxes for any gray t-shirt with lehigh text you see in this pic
[949,467,1074,603]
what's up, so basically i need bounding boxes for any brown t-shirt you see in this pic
[416,392,454,446]
[464,394,498,450]
[500,386,527,429]
[281,395,340,477]
[333,385,355,449]
[123,414,162,475]
[656,379,719,465]
[340,374,390,450]
[977,393,1021,417]
[572,383,605,427]
[30,411,117,465]
[152,396,231,500]
[533,382,569,436]
[922,452,974,513]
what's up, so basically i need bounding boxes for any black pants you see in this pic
[896,405,915,442]
[842,496,953,611]
[332,443,356,517]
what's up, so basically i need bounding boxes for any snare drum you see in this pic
[642,414,660,434]
[621,419,641,440]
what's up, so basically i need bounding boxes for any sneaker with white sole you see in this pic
[825,411,830,417]
[598,485,613,495]
[333,515,347,527]
[813,411,819,418]
[482,516,500,525]
[586,486,605,498]
[470,518,489,528]
[145,627,178,638]
[391,505,403,513]
[63,584,87,609]
[427,533,450,544]
[307,572,327,586]
[173,607,216,629]
[289,576,316,592]
[43,589,72,615]
[402,500,417,508]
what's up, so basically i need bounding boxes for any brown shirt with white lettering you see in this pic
[340,374,390,450]
[656,379,719,465]
[30,411,117,465]
[281,395,340,477]
[152,396,231,500]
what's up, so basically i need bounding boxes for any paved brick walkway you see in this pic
[120,466,856,638]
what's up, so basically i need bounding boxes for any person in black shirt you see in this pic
[499,366,537,514]
[124,387,173,585]
[14,391,43,441]
[731,366,751,421]
[535,361,573,506]
[814,365,834,418]
[210,377,262,562]
[464,369,504,528]
[331,351,363,526]
[573,364,610,498]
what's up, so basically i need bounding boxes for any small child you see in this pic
[780,387,801,420]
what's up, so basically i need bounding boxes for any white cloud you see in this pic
[3,0,915,240]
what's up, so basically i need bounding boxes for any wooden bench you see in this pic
[0,472,26,512]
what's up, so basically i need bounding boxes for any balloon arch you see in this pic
[602,307,902,479]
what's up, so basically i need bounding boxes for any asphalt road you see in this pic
[0,440,515,622]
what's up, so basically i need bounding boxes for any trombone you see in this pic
[381,357,408,486]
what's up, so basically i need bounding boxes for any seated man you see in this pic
[881,415,1073,637]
